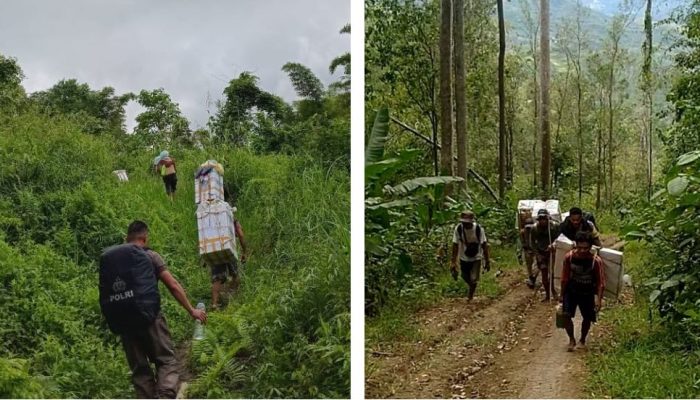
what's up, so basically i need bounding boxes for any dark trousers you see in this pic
[121,314,179,399]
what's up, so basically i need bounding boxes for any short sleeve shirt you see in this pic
[528,221,560,252]
[453,223,487,262]
[145,249,167,278]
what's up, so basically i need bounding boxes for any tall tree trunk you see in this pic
[539,0,551,197]
[431,116,439,176]
[454,0,467,195]
[643,0,653,201]
[607,53,615,210]
[523,0,539,191]
[596,93,603,211]
[507,103,516,186]
[532,72,538,190]
[577,75,583,204]
[440,0,454,186]
[576,0,584,204]
[497,0,507,199]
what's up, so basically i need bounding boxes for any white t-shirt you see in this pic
[453,223,487,262]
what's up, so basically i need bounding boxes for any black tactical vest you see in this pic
[568,256,596,295]
[99,244,161,334]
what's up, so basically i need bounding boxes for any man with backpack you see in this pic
[154,150,178,201]
[560,231,605,351]
[450,210,491,300]
[99,220,207,399]
[519,217,537,289]
[527,209,560,301]
[560,207,601,247]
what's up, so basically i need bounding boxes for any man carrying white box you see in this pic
[560,231,605,352]
[527,209,560,301]
[210,219,248,309]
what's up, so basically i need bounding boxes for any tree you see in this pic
[497,0,506,198]
[454,0,467,195]
[519,0,540,190]
[282,62,325,119]
[0,54,26,115]
[365,0,441,176]
[282,62,324,102]
[440,0,454,182]
[211,72,289,146]
[602,3,635,208]
[642,0,653,200]
[539,0,551,196]
[30,79,131,136]
[329,24,351,95]
[558,0,590,204]
[666,0,700,159]
[134,88,190,146]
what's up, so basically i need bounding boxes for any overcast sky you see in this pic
[0,0,350,130]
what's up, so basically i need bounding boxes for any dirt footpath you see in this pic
[366,270,595,399]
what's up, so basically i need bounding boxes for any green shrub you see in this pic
[0,109,349,398]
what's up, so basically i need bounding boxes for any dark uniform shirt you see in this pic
[526,221,560,253]
[560,217,601,246]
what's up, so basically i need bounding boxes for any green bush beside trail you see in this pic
[0,110,349,398]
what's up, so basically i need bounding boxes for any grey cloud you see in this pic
[0,0,350,130]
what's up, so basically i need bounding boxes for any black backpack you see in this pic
[583,211,598,230]
[99,244,161,334]
[458,223,482,258]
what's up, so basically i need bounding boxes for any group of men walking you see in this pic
[450,206,605,352]
[98,152,249,398]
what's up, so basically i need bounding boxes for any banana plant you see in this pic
[365,107,465,313]
[365,107,463,212]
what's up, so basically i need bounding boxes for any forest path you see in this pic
[366,268,592,399]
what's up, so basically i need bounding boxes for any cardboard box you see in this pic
[195,168,225,204]
[553,234,573,292]
[516,199,562,230]
[196,200,238,266]
[599,248,624,300]
[554,239,624,300]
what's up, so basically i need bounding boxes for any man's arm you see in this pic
[559,254,571,302]
[451,243,458,270]
[234,221,248,260]
[482,242,491,271]
[595,257,605,310]
[159,270,207,323]
[450,226,459,270]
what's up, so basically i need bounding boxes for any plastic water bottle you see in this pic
[623,274,633,287]
[193,302,205,340]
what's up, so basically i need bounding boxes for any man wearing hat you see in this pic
[450,211,491,300]
[519,217,537,288]
[527,209,560,301]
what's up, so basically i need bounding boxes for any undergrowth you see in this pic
[0,110,349,398]
[584,240,700,398]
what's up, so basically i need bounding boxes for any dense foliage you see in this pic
[0,26,349,398]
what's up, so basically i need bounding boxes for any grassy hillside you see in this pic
[0,110,349,398]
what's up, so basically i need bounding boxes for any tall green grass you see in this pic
[0,110,349,398]
[584,240,700,398]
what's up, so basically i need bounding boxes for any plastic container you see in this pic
[555,304,567,329]
[193,302,206,340]
[112,170,129,182]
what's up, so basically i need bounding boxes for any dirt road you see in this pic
[366,270,595,399]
